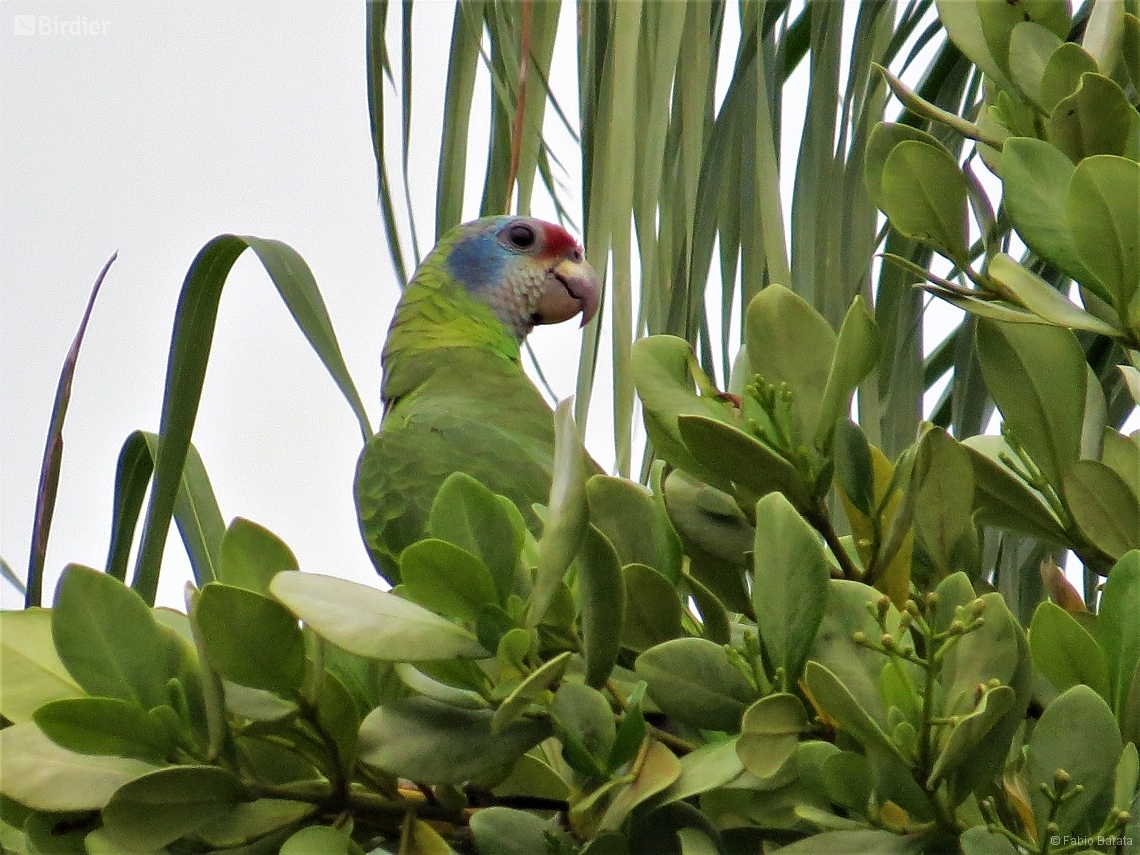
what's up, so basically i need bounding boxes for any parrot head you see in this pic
[440,216,599,341]
[381,216,599,404]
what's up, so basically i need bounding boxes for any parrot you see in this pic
[355,215,600,583]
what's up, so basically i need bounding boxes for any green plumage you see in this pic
[355,216,596,583]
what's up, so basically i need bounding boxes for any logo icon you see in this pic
[13,15,36,35]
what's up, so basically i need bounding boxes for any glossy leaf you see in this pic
[270,572,487,661]
[358,695,550,785]
[635,638,759,732]
[752,493,830,683]
[0,608,82,724]
[529,399,589,627]
[195,583,305,695]
[400,539,499,624]
[216,517,297,595]
[975,320,1085,488]
[1068,155,1140,318]
[33,697,174,763]
[1098,552,1140,714]
[736,693,809,780]
[428,472,521,603]
[1063,461,1140,559]
[1029,601,1111,701]
[101,766,248,851]
[1025,685,1122,839]
[880,140,969,264]
[621,563,683,653]
[579,526,626,688]
[0,722,157,812]
[51,565,170,710]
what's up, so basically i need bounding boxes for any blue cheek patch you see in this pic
[446,232,508,294]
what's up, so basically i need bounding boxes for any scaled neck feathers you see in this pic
[381,232,521,407]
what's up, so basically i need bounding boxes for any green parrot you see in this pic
[355,215,600,583]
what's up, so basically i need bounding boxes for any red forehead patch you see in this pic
[536,221,581,260]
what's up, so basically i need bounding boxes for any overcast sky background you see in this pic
[6,1,1091,611]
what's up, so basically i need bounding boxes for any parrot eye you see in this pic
[506,223,536,250]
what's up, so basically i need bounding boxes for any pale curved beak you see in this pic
[535,257,600,327]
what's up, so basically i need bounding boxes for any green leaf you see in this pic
[358,695,550,785]
[635,638,759,732]
[1125,13,1140,92]
[608,682,646,772]
[51,565,170,709]
[1000,139,1102,293]
[816,297,880,451]
[912,428,975,575]
[978,0,1070,73]
[0,722,157,812]
[195,583,305,695]
[1029,601,1111,702]
[864,124,947,212]
[0,609,82,724]
[975,320,1085,488]
[470,808,570,855]
[1068,155,1140,319]
[428,472,521,603]
[1098,552,1140,714]
[938,590,1033,794]
[270,572,488,661]
[579,526,626,688]
[833,419,875,518]
[134,236,371,606]
[988,254,1119,335]
[677,416,812,512]
[927,685,1016,789]
[599,741,681,831]
[745,284,837,444]
[658,738,745,804]
[194,799,316,849]
[1048,74,1134,163]
[629,335,736,489]
[808,580,898,728]
[400,539,499,624]
[752,493,830,683]
[216,517,297,595]
[101,766,248,851]
[105,432,226,591]
[802,661,909,765]
[935,0,1011,88]
[772,828,927,854]
[1025,685,1122,839]
[1040,42,1100,114]
[552,681,617,778]
[1009,22,1063,107]
[1063,461,1140,560]
[33,698,175,763]
[961,436,1069,542]
[1115,741,1139,812]
[588,476,682,584]
[491,651,572,734]
[621,563,684,653]
[736,693,809,781]
[528,399,589,627]
[880,140,970,264]
[960,826,1021,855]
